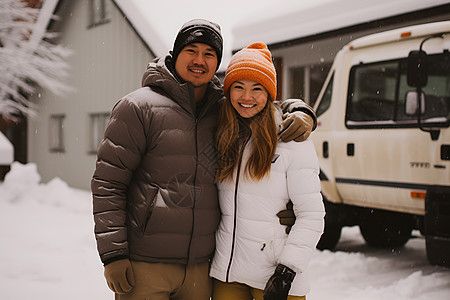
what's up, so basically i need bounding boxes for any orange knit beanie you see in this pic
[224,42,277,101]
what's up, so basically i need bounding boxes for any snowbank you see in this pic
[0,162,110,299]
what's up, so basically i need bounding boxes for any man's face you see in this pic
[174,43,218,88]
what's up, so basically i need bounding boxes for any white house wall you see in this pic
[28,0,153,190]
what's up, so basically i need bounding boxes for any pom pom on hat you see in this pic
[224,42,277,101]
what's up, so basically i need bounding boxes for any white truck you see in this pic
[311,21,450,267]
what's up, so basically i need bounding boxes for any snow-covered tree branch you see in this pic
[0,0,71,120]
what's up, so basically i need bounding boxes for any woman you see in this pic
[209,42,325,300]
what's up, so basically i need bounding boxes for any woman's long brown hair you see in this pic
[215,94,278,182]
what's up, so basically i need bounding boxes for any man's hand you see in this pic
[104,259,136,294]
[263,264,296,300]
[279,111,314,142]
[277,201,295,234]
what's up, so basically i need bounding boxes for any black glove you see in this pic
[263,264,296,300]
[277,201,296,234]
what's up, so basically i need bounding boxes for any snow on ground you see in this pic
[1,162,449,299]
[0,162,110,299]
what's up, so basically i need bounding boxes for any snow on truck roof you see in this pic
[347,20,450,50]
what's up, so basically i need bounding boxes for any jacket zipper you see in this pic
[186,117,199,264]
[186,82,198,265]
[225,137,249,282]
[142,190,159,235]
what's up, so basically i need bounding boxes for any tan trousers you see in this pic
[212,279,306,300]
[115,260,211,300]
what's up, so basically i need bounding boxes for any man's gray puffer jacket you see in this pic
[92,55,222,266]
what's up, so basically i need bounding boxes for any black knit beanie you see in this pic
[172,19,223,70]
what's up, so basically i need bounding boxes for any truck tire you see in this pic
[425,187,450,267]
[426,236,450,267]
[359,210,413,248]
[316,199,342,250]
[316,220,342,250]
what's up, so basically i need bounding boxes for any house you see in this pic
[26,0,162,189]
[231,0,450,106]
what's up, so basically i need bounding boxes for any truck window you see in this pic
[346,53,450,128]
[316,73,334,117]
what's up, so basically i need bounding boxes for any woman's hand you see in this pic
[263,264,296,300]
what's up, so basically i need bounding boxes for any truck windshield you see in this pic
[316,74,334,117]
[346,53,450,128]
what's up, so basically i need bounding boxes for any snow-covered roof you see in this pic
[113,0,167,57]
[35,0,168,59]
[28,0,59,51]
[231,0,450,51]
[0,132,13,165]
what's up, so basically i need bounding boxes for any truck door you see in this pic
[341,53,450,215]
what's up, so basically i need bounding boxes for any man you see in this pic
[92,19,316,300]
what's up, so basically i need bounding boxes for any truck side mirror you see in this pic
[405,91,425,116]
[407,50,428,88]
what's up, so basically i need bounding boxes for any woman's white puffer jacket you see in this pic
[210,134,325,296]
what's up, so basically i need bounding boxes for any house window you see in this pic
[89,0,110,28]
[89,113,110,153]
[290,63,331,106]
[49,114,65,152]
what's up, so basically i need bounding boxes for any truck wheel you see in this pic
[316,198,343,250]
[425,187,450,267]
[359,210,413,248]
[316,220,342,250]
[426,236,450,267]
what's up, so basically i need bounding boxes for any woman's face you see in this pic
[229,79,269,118]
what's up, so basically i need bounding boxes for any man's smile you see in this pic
[189,67,207,75]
